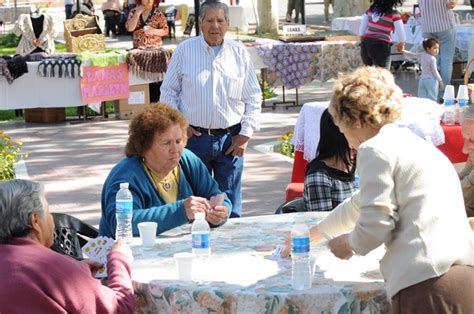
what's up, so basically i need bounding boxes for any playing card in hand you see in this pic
[82,236,115,278]
[210,193,225,209]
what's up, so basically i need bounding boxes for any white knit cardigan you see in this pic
[13,13,57,55]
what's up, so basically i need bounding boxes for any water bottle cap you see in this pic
[194,211,205,220]
[120,182,129,189]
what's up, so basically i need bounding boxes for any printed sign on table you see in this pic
[80,63,129,103]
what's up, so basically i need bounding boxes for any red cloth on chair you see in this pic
[290,150,308,183]
[286,150,308,201]
[437,124,467,163]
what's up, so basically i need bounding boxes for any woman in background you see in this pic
[304,109,355,211]
[126,0,168,49]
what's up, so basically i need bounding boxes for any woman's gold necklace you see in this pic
[145,162,176,192]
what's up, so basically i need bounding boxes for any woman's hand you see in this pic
[280,231,292,257]
[328,234,354,260]
[281,225,327,258]
[82,259,103,276]
[184,196,211,220]
[110,239,134,262]
[206,205,228,225]
[135,5,145,14]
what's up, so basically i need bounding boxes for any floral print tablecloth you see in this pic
[255,41,363,89]
[131,212,391,314]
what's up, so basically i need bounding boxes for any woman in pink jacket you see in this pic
[0,179,135,313]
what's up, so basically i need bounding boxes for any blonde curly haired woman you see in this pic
[282,66,473,313]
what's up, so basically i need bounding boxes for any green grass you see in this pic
[0,101,117,122]
[0,40,67,55]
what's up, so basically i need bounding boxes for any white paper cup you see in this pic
[458,85,469,100]
[443,85,455,100]
[137,222,157,249]
[174,252,196,281]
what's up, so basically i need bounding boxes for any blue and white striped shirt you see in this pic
[160,36,262,137]
[419,0,455,33]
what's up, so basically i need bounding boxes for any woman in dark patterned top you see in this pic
[126,0,168,48]
[303,109,356,211]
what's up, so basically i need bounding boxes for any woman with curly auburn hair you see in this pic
[99,104,231,239]
[283,67,474,313]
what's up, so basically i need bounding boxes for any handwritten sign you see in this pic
[80,63,129,103]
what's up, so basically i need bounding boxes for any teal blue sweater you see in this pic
[99,149,232,238]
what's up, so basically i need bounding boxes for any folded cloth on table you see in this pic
[78,50,128,67]
[397,97,445,146]
[127,47,173,82]
[0,54,28,84]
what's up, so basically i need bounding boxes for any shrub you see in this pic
[0,131,26,181]
[278,131,294,158]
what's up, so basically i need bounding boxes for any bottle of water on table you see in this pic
[291,214,312,290]
[115,182,133,243]
[443,85,456,126]
[458,85,470,119]
[192,212,211,281]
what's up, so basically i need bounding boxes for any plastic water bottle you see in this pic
[191,212,211,281]
[458,85,470,119]
[291,215,312,290]
[115,182,133,243]
[354,175,360,190]
[443,85,456,126]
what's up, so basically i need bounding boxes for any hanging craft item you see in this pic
[37,57,82,78]
[127,47,172,82]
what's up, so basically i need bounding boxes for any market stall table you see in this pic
[131,212,390,313]
[0,62,154,109]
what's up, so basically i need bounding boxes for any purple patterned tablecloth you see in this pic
[254,41,363,89]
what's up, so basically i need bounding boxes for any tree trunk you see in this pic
[257,0,279,34]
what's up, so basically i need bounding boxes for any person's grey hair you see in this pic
[460,105,474,124]
[199,0,229,22]
[0,179,45,243]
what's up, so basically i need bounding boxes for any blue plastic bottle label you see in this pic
[116,200,133,215]
[192,233,210,249]
[292,236,310,253]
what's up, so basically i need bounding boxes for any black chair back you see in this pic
[275,197,305,214]
[51,213,98,260]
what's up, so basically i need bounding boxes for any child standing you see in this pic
[359,0,406,69]
[403,38,444,101]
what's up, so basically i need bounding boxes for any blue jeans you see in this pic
[418,77,439,101]
[186,129,244,218]
[422,28,456,96]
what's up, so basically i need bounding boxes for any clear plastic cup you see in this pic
[443,85,455,100]
[137,222,157,249]
[174,252,196,281]
[458,85,469,101]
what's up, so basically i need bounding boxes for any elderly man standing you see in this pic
[460,105,474,218]
[160,0,261,218]
[418,0,457,98]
